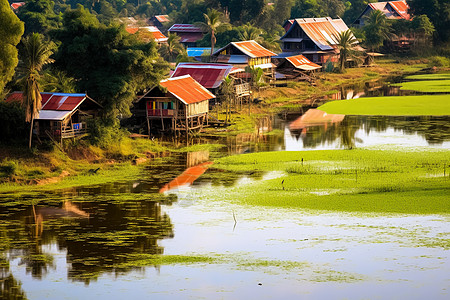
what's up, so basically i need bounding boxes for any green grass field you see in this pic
[393,80,450,93]
[211,149,450,214]
[405,73,450,80]
[318,94,450,116]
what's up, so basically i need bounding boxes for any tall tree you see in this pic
[409,0,450,42]
[196,8,230,57]
[333,29,360,73]
[0,0,24,93]
[18,33,55,148]
[238,23,262,41]
[364,10,391,54]
[52,5,168,120]
[17,0,61,35]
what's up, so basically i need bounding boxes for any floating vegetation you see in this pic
[392,80,450,93]
[212,149,450,214]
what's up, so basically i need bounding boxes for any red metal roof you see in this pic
[160,75,215,105]
[388,1,410,20]
[177,32,204,43]
[5,92,88,111]
[168,24,203,33]
[231,40,276,58]
[171,63,234,89]
[125,27,139,34]
[286,55,322,71]
[154,15,169,23]
[10,2,25,10]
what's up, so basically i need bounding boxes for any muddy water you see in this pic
[1,113,450,299]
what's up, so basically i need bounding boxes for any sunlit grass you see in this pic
[212,149,450,214]
[405,73,450,80]
[392,80,450,93]
[318,95,450,116]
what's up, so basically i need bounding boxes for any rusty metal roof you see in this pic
[154,15,169,23]
[289,109,345,130]
[126,26,167,42]
[10,2,25,10]
[286,55,322,71]
[168,24,203,33]
[171,63,234,89]
[387,1,410,20]
[160,75,215,105]
[231,40,277,58]
[177,32,204,43]
[282,18,353,51]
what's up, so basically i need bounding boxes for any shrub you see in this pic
[0,160,18,177]
[427,56,450,67]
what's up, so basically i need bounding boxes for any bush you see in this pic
[427,56,450,67]
[0,160,18,177]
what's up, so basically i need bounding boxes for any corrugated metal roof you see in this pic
[168,24,203,33]
[388,1,410,20]
[231,41,277,58]
[286,55,322,71]
[178,32,204,43]
[42,94,86,111]
[299,18,351,50]
[160,75,215,105]
[154,15,169,23]
[172,63,234,89]
[36,110,72,121]
[126,26,168,42]
[10,2,25,10]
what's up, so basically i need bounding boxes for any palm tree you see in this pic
[220,76,235,124]
[238,24,262,42]
[364,10,391,62]
[159,33,185,62]
[196,9,229,57]
[18,33,55,148]
[333,30,360,73]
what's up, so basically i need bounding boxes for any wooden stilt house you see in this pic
[5,92,102,143]
[276,54,322,82]
[135,75,215,135]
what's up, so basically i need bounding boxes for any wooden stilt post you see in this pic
[146,104,151,138]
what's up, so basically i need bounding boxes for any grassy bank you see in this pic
[212,149,450,214]
[392,80,450,92]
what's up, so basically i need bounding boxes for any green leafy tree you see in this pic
[412,15,435,41]
[0,0,24,93]
[291,0,323,18]
[40,69,77,93]
[409,0,450,42]
[227,0,265,24]
[52,5,168,121]
[196,8,230,57]
[220,75,235,123]
[333,29,360,73]
[17,33,55,148]
[238,23,262,41]
[343,0,371,24]
[17,0,61,35]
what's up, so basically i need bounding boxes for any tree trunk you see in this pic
[210,30,215,58]
[28,117,34,149]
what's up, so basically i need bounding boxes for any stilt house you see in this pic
[211,40,277,79]
[352,1,410,27]
[280,18,356,64]
[135,75,215,135]
[275,54,322,81]
[5,92,102,142]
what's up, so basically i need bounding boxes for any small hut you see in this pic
[5,92,102,143]
[135,75,215,135]
[276,54,322,81]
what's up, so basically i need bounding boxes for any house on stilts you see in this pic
[275,54,322,82]
[5,92,102,143]
[134,75,215,135]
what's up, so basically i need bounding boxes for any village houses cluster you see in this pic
[7,0,412,141]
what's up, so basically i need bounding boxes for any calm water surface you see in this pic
[1,112,449,299]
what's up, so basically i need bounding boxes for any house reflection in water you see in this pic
[160,150,213,193]
[289,109,345,133]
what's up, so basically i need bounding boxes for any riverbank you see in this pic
[0,57,443,191]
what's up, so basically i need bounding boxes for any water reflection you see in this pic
[0,196,174,285]
[287,111,450,150]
